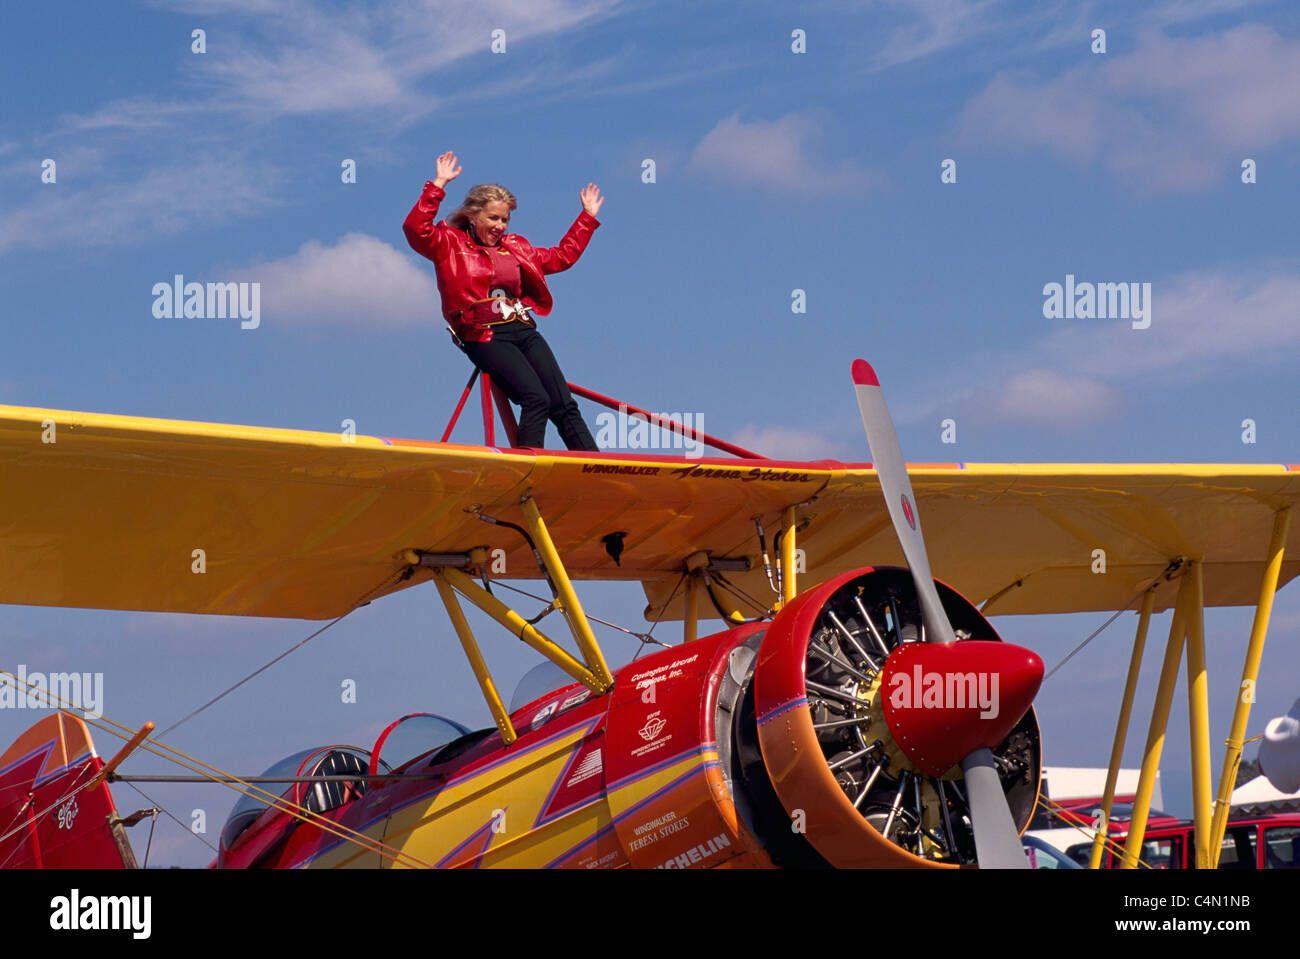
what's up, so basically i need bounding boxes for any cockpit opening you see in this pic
[220,744,376,851]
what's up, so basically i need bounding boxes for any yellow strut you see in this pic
[1089,589,1155,869]
[518,495,615,691]
[1208,506,1291,866]
[433,572,517,746]
[438,567,607,694]
[1120,573,1190,869]
[780,505,797,605]
[1184,561,1213,868]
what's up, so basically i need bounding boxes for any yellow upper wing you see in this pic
[1,405,1296,620]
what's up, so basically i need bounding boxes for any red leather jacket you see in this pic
[403,181,600,343]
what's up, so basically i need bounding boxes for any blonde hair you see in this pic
[448,184,518,230]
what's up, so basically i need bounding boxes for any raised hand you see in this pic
[434,151,462,188]
[580,182,604,217]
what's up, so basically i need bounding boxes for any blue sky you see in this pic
[2,0,1298,868]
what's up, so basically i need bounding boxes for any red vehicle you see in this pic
[1066,814,1300,869]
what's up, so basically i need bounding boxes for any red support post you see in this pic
[480,373,496,447]
[440,369,480,443]
[490,380,520,447]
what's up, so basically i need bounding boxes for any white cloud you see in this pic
[39,1,622,133]
[0,1,627,259]
[900,261,1300,428]
[207,23,413,116]
[729,424,856,461]
[866,0,1003,71]
[145,0,621,117]
[50,97,205,136]
[688,112,886,193]
[1033,266,1300,382]
[0,156,279,254]
[856,0,1273,72]
[987,369,1125,426]
[958,24,1300,190]
[238,232,440,327]
[1135,0,1267,29]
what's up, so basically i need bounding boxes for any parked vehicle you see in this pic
[1062,813,1300,869]
[1023,834,1084,869]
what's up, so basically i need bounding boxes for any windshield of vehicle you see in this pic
[1264,825,1300,868]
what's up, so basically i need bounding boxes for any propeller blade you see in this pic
[960,749,1033,868]
[851,358,1028,868]
[849,359,955,645]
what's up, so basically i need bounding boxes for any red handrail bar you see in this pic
[565,382,764,459]
[442,370,764,459]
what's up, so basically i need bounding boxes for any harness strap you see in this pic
[451,296,535,325]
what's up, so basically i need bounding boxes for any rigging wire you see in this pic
[636,570,688,659]
[141,808,158,868]
[489,577,676,656]
[1043,558,1184,683]
[121,779,218,854]
[700,569,772,625]
[156,566,411,739]
[1,667,434,868]
[0,760,98,865]
[1035,793,1153,869]
[0,675,410,862]
[702,570,742,622]
[710,570,773,618]
[115,729,434,868]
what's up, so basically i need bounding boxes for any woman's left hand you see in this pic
[580,183,604,217]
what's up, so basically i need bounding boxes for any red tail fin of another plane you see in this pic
[0,711,137,868]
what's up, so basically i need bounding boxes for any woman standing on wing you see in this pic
[404,150,603,451]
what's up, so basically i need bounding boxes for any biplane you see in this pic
[1,360,1296,870]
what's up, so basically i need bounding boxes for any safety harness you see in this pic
[447,296,536,348]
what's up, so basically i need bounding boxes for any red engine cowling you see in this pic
[730,567,1042,868]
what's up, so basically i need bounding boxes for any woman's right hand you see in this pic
[433,151,462,188]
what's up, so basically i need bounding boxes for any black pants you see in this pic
[463,321,597,450]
